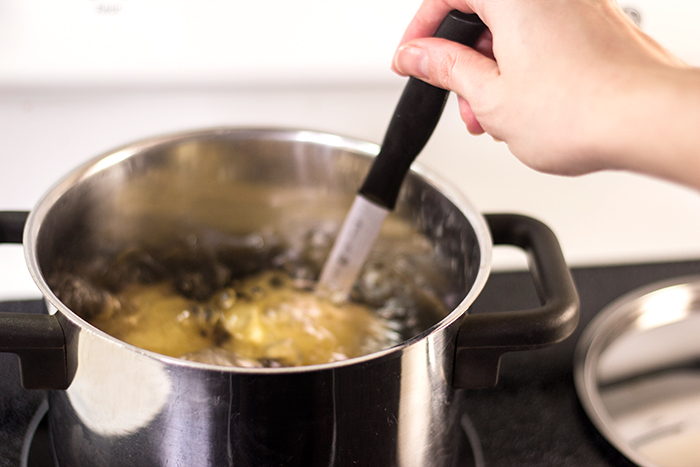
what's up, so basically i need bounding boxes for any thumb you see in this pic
[393,37,498,104]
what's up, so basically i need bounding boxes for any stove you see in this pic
[4,259,700,467]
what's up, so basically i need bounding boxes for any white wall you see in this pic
[1,0,700,299]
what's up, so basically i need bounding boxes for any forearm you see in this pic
[591,66,700,190]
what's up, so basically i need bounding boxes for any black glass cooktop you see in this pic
[3,259,700,467]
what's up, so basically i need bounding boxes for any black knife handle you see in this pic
[359,11,486,209]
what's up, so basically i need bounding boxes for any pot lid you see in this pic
[574,276,700,467]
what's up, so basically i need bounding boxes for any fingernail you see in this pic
[394,45,429,79]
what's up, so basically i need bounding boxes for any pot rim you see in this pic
[23,127,493,374]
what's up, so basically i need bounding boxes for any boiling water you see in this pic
[48,221,450,368]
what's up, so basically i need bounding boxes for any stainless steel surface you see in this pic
[575,276,700,467]
[23,128,493,466]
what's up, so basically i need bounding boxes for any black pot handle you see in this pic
[453,214,580,389]
[0,211,69,390]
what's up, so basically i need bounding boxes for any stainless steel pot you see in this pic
[0,128,579,467]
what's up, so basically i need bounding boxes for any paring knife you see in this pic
[317,11,487,299]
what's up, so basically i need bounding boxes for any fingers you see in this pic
[392,2,497,134]
[458,97,485,135]
[393,37,498,103]
[392,1,491,75]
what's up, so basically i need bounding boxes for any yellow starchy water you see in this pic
[89,270,399,367]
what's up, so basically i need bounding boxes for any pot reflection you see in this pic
[65,327,171,437]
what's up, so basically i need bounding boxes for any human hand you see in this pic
[392,0,688,179]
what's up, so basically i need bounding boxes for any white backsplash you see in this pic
[1,0,699,85]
